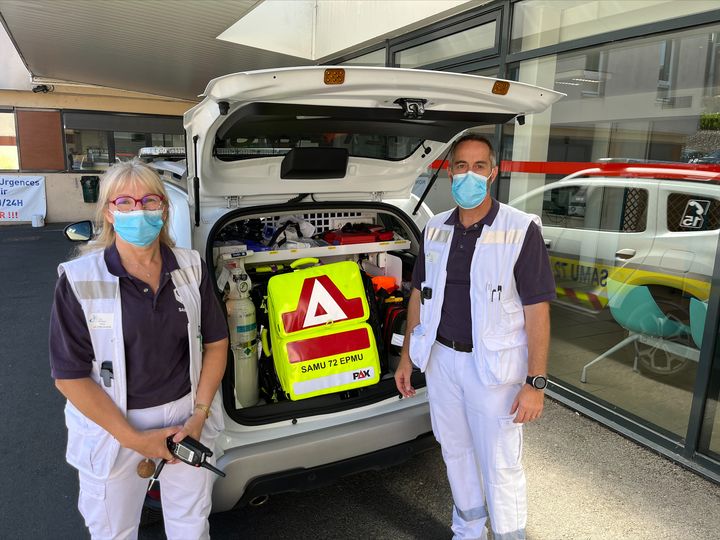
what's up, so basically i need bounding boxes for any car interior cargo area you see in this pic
[208,203,424,425]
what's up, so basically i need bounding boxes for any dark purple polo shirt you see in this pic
[411,199,556,345]
[49,243,228,410]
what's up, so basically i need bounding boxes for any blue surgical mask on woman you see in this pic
[112,210,164,247]
[451,171,490,209]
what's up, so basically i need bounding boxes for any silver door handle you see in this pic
[615,248,636,260]
[544,238,552,248]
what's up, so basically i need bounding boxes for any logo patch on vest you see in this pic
[88,313,114,330]
[173,288,186,312]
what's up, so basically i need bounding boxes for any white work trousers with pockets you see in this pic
[77,393,215,540]
[425,342,527,540]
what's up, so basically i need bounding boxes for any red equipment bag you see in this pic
[322,223,394,245]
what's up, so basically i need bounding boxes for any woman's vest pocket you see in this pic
[65,404,118,478]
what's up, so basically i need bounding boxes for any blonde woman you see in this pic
[49,160,228,539]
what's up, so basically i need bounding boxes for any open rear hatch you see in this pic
[184,66,563,206]
[184,67,563,425]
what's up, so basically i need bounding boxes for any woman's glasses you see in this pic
[109,194,164,213]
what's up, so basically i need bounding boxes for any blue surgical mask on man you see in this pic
[112,210,164,247]
[451,171,490,209]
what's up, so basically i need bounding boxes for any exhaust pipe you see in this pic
[249,494,270,507]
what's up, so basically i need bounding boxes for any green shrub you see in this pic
[700,113,720,130]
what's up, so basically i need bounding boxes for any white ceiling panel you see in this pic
[0,0,313,100]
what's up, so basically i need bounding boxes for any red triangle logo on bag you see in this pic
[282,275,364,333]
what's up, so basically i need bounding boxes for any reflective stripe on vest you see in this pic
[479,229,526,245]
[72,280,117,299]
[426,227,451,243]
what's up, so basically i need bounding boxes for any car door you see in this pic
[512,177,658,313]
[653,179,720,303]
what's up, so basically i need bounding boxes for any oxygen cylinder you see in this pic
[226,266,259,408]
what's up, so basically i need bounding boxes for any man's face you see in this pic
[448,140,497,182]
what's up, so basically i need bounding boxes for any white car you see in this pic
[510,164,720,374]
[67,66,561,514]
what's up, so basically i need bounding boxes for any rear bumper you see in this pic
[235,431,436,509]
[212,400,432,512]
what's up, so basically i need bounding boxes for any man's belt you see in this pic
[436,334,473,353]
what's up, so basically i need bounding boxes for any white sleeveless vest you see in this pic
[409,203,541,386]
[58,247,224,481]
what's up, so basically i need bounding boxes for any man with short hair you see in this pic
[395,133,554,539]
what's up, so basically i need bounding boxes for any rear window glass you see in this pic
[212,102,514,163]
[215,133,423,162]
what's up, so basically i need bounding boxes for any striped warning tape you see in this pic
[556,286,607,311]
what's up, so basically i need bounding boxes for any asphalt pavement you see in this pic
[1,222,719,539]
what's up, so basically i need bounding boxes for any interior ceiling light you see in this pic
[571,78,601,83]
[555,81,580,86]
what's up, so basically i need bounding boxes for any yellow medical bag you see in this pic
[267,260,380,400]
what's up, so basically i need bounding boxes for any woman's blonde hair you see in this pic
[92,159,175,249]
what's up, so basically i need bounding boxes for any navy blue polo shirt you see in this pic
[49,243,228,410]
[411,200,556,345]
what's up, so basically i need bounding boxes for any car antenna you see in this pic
[413,146,452,216]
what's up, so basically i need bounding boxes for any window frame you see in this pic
[389,8,502,70]
[0,108,20,173]
[62,110,184,173]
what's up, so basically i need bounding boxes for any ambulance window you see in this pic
[541,185,580,224]
[541,185,647,232]
[602,186,648,233]
[667,193,720,232]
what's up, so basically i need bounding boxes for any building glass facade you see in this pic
[333,0,720,479]
[507,13,720,468]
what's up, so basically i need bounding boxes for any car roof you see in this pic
[565,164,720,183]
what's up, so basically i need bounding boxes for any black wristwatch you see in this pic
[526,375,548,390]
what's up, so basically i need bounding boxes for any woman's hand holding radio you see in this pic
[124,426,182,461]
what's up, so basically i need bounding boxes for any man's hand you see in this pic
[510,384,544,423]
[394,355,416,398]
[396,290,420,398]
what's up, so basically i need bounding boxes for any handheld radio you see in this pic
[147,435,226,492]
[167,435,225,477]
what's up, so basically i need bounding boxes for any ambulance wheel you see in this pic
[634,299,691,376]
[635,339,690,376]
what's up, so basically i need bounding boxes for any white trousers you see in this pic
[77,393,216,540]
[425,342,527,540]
